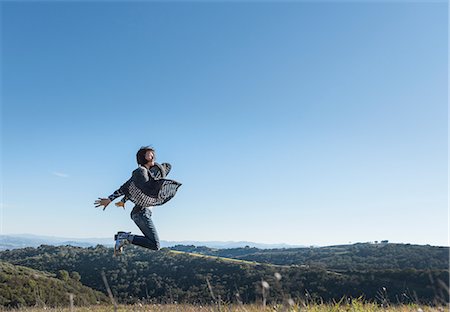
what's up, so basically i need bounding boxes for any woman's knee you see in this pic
[146,238,159,250]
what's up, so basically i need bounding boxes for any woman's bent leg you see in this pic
[130,207,160,250]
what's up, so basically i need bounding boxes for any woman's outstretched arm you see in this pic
[94,181,127,210]
[94,197,111,210]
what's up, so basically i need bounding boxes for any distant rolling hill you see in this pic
[0,234,113,250]
[169,242,450,271]
[0,234,304,250]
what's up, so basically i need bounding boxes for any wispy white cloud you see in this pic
[52,172,69,178]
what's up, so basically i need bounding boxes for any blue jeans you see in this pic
[130,206,160,250]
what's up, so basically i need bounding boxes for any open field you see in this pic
[1,303,448,312]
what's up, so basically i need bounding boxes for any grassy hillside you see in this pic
[0,261,108,308]
[0,245,447,306]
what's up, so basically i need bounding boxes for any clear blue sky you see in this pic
[1,1,448,246]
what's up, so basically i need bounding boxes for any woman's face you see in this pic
[145,150,155,166]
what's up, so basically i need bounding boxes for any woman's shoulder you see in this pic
[133,165,148,175]
[131,166,150,183]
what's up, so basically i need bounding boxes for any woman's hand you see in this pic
[94,198,111,211]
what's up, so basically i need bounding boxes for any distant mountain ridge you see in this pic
[0,234,304,250]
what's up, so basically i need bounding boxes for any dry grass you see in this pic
[167,250,289,268]
[1,303,447,312]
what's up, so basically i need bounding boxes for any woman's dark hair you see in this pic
[136,146,155,166]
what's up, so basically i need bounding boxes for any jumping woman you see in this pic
[94,146,181,255]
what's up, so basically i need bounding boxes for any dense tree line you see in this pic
[0,261,108,308]
[170,243,449,271]
[0,245,447,306]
